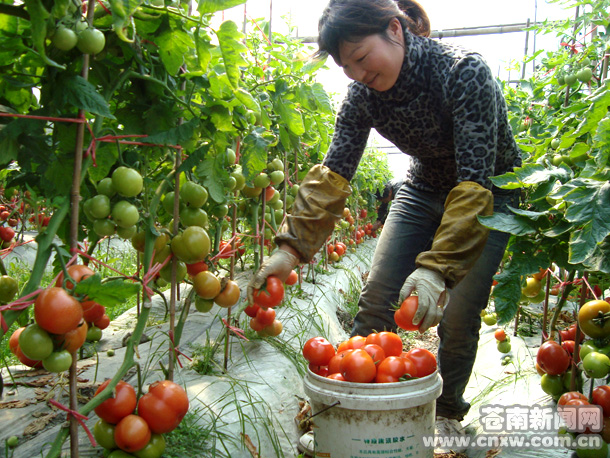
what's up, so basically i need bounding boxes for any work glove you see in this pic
[416,181,494,288]
[400,267,449,333]
[275,164,351,262]
[247,249,299,305]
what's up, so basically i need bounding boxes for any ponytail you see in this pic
[396,0,430,38]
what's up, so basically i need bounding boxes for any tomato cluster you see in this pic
[9,264,110,371]
[302,332,437,383]
[245,274,291,337]
[92,379,189,457]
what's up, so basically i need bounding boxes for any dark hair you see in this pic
[316,0,430,64]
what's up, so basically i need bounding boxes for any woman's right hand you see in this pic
[247,247,300,304]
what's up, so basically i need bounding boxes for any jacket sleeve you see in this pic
[416,181,493,288]
[275,164,352,263]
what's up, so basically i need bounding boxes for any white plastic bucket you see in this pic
[303,369,443,458]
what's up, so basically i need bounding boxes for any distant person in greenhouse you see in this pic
[247,0,522,453]
[372,177,405,232]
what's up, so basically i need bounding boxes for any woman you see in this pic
[247,0,521,453]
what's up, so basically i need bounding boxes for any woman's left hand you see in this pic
[400,267,449,332]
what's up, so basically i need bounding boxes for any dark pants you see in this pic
[351,183,516,420]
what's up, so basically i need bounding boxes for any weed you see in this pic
[164,409,216,458]
[190,338,222,376]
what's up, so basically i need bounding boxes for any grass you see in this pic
[164,408,218,458]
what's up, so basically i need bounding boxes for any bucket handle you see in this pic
[311,401,340,419]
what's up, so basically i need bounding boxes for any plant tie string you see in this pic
[48,399,97,447]
[169,330,192,369]
[222,318,249,341]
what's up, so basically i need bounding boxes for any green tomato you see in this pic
[211,204,229,218]
[88,194,111,219]
[42,349,73,373]
[0,275,19,303]
[112,201,139,228]
[116,225,137,240]
[582,351,610,379]
[551,154,564,167]
[180,207,208,228]
[226,176,237,191]
[53,26,78,51]
[180,181,208,208]
[163,191,185,216]
[253,173,270,188]
[93,219,116,237]
[6,436,18,448]
[93,419,117,450]
[241,185,262,199]
[565,73,578,85]
[76,28,106,55]
[269,170,284,186]
[497,340,511,354]
[540,373,565,396]
[134,433,166,458]
[576,67,593,83]
[160,260,187,283]
[194,296,214,313]
[231,171,246,191]
[19,323,53,361]
[482,314,497,326]
[225,148,237,166]
[579,340,600,361]
[271,158,284,171]
[97,177,116,197]
[170,226,211,263]
[550,138,561,150]
[111,166,143,197]
[289,184,300,197]
[86,325,103,342]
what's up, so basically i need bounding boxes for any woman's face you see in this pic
[338,18,404,92]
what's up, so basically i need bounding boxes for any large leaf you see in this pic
[195,158,230,204]
[240,128,271,181]
[234,87,260,112]
[275,101,305,136]
[593,113,610,169]
[572,83,610,139]
[60,76,115,118]
[492,264,523,324]
[217,21,247,88]
[141,118,199,146]
[198,0,246,15]
[478,212,538,236]
[156,28,192,75]
[311,82,333,115]
[75,274,141,308]
[565,181,610,264]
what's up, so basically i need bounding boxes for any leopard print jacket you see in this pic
[322,30,522,193]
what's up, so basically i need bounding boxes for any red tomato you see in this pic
[303,336,336,366]
[252,275,284,308]
[375,356,407,383]
[536,340,570,375]
[34,287,83,335]
[94,380,137,424]
[255,307,276,327]
[82,301,106,323]
[327,373,346,381]
[341,348,377,383]
[362,344,386,365]
[309,364,329,377]
[285,270,298,286]
[402,356,419,379]
[346,335,367,350]
[186,261,208,277]
[365,331,403,357]
[561,340,576,355]
[55,264,95,289]
[244,303,260,318]
[494,329,507,341]
[394,296,419,331]
[592,385,610,417]
[114,414,151,453]
[137,380,189,434]
[404,348,437,377]
[328,350,352,374]
[94,314,110,330]
[558,391,588,406]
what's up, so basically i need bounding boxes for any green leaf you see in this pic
[492,264,523,324]
[572,83,610,138]
[233,87,260,112]
[217,21,247,88]
[276,100,305,136]
[489,172,521,189]
[195,158,229,203]
[240,128,271,182]
[60,76,115,118]
[108,0,143,42]
[478,212,538,236]
[310,82,333,115]
[593,113,610,169]
[198,0,246,15]
[75,274,141,308]
[141,118,199,146]
[209,105,233,132]
[156,28,192,75]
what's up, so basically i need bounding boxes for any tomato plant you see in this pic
[137,380,189,434]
